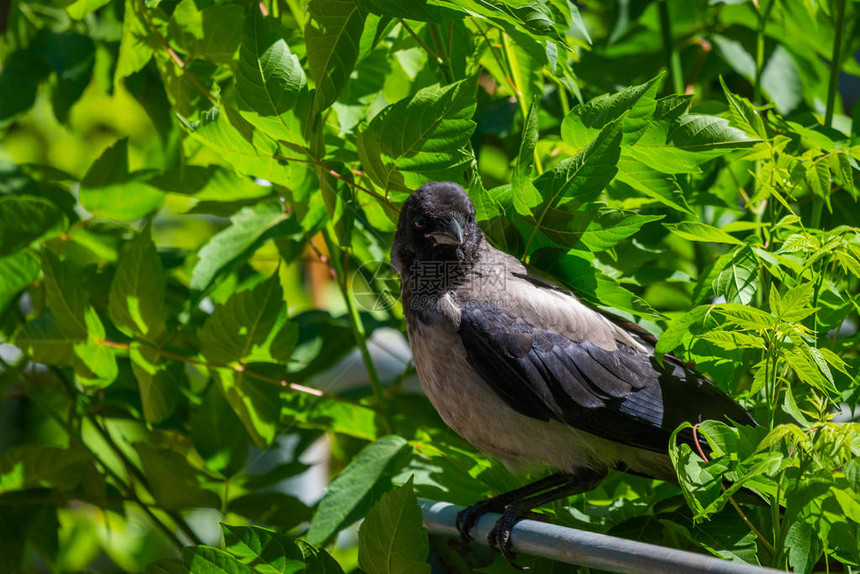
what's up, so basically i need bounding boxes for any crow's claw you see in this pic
[486,503,547,569]
[456,499,506,555]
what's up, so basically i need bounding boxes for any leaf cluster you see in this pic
[1,0,860,572]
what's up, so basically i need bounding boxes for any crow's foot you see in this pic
[455,498,507,554]
[486,502,539,569]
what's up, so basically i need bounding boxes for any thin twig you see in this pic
[140,4,217,104]
[691,424,775,553]
[322,229,394,434]
[273,154,399,213]
[96,339,375,411]
[474,21,520,99]
[399,19,448,82]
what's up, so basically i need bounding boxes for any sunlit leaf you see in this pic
[237,10,309,145]
[306,435,409,545]
[108,222,167,340]
[306,0,365,114]
[357,78,477,193]
[358,477,430,574]
[0,195,67,256]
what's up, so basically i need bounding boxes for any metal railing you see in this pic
[419,499,785,574]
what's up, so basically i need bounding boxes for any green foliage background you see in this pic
[1,0,860,572]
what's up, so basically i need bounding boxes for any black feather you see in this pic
[458,301,755,454]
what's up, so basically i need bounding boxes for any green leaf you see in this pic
[134,443,221,510]
[168,0,244,64]
[578,210,663,251]
[317,159,355,245]
[720,77,767,140]
[187,106,310,189]
[73,310,119,388]
[560,74,661,149]
[0,446,92,493]
[191,384,249,476]
[32,32,96,124]
[785,519,820,574]
[222,524,308,573]
[183,546,254,574]
[615,156,693,214]
[698,330,765,351]
[713,246,759,305]
[358,476,430,574]
[655,305,710,358]
[115,0,158,81]
[669,114,758,152]
[526,117,623,245]
[190,201,289,292]
[210,368,280,449]
[108,222,167,340]
[41,250,88,337]
[66,0,111,19]
[664,222,745,246]
[628,113,757,174]
[236,10,309,145]
[15,315,79,367]
[199,275,294,444]
[504,34,541,118]
[227,493,312,529]
[0,251,39,305]
[714,303,776,330]
[199,272,295,364]
[761,46,803,115]
[306,435,410,545]
[130,346,182,425]
[712,35,756,82]
[306,0,365,113]
[357,78,477,193]
[771,282,814,322]
[79,138,165,221]
[511,99,542,217]
[147,166,273,205]
[0,51,51,128]
[0,195,67,256]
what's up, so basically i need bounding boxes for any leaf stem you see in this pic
[321,229,394,434]
[752,0,776,104]
[273,154,399,214]
[141,3,217,105]
[657,0,683,94]
[474,21,520,100]
[400,19,448,83]
[95,339,375,410]
[428,23,454,84]
[824,0,847,128]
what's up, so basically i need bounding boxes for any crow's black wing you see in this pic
[458,301,754,453]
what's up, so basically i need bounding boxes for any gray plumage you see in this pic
[391,182,754,485]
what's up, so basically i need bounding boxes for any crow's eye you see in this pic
[467,213,475,224]
[414,215,427,229]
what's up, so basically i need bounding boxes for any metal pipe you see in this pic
[418,499,785,574]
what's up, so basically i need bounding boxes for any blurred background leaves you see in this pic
[1,0,859,572]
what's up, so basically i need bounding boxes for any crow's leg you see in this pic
[487,467,606,569]
[456,473,570,551]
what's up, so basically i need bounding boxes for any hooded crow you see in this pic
[390,181,755,565]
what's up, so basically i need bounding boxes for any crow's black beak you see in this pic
[427,217,465,246]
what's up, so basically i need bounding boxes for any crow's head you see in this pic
[391,182,483,273]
